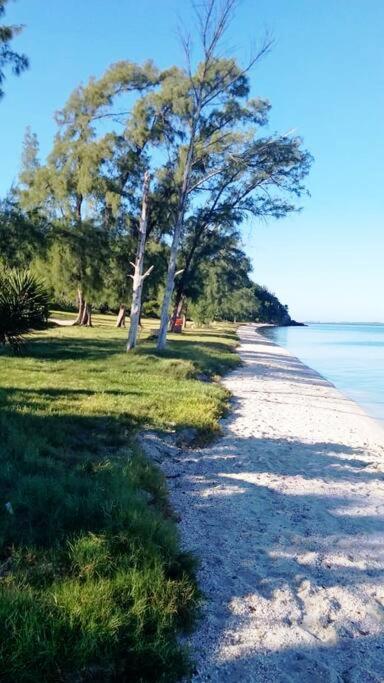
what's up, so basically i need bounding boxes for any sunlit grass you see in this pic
[2,315,239,438]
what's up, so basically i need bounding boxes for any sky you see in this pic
[1,0,383,322]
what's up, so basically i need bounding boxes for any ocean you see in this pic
[261,323,384,424]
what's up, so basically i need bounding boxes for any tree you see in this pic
[154,0,259,348]
[18,62,161,323]
[187,240,292,326]
[253,284,291,324]
[154,0,310,349]
[189,237,253,321]
[169,127,311,329]
[0,0,28,99]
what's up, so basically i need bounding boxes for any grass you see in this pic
[0,315,239,682]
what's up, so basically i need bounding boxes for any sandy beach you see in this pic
[145,323,384,681]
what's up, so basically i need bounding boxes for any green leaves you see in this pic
[0,268,49,348]
[10,0,312,331]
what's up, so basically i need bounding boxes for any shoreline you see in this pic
[257,321,384,431]
[155,323,384,681]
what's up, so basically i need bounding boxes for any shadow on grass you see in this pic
[139,338,240,377]
[1,328,240,378]
[0,336,125,362]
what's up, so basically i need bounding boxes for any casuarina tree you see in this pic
[18,62,161,324]
[153,0,311,349]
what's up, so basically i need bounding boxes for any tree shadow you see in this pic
[238,349,332,385]
[164,432,384,680]
[0,385,142,403]
[183,330,238,341]
[0,335,126,362]
[137,337,240,376]
[195,633,384,682]
[1,329,239,375]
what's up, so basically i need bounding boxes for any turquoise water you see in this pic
[262,323,384,424]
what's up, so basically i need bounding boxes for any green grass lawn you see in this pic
[0,316,239,682]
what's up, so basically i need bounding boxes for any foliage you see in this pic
[0,196,48,269]
[0,268,49,348]
[12,1,311,335]
[0,189,293,325]
[186,236,291,325]
[253,284,291,324]
[0,0,28,99]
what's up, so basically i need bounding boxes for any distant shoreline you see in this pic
[304,321,384,325]
[258,321,384,428]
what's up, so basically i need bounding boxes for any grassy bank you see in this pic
[0,316,239,682]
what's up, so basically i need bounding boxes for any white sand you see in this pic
[145,324,384,681]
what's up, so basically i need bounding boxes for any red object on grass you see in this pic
[173,317,183,332]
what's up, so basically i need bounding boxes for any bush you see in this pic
[0,269,49,348]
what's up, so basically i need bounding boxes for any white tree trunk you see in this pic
[156,120,198,351]
[74,288,84,325]
[127,172,152,351]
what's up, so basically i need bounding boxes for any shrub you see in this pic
[0,269,49,348]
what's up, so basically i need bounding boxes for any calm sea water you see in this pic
[261,323,384,424]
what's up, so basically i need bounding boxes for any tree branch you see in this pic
[142,264,154,280]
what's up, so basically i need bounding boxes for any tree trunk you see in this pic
[116,304,126,328]
[156,224,182,349]
[74,288,85,325]
[170,295,185,332]
[80,303,88,326]
[170,288,183,332]
[169,220,206,329]
[156,117,199,351]
[127,172,151,351]
[80,302,92,327]
[86,304,92,327]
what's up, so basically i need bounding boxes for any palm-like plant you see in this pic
[0,269,49,348]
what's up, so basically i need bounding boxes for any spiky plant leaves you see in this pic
[0,269,49,349]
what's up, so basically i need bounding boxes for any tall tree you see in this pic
[155,0,255,348]
[126,171,153,350]
[153,0,308,349]
[169,130,311,328]
[0,0,28,99]
[18,62,161,323]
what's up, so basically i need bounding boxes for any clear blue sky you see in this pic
[1,0,383,322]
